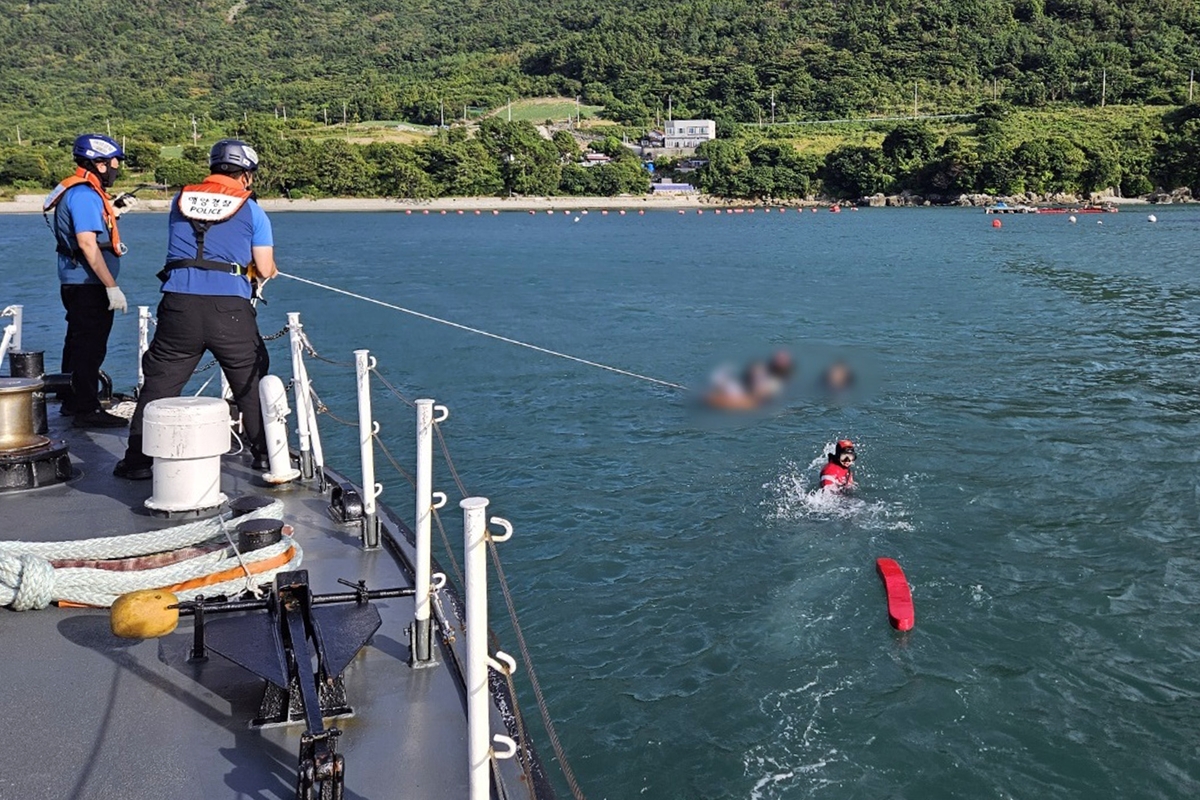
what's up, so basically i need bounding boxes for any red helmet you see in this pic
[835,440,855,456]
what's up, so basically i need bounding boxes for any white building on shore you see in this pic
[664,120,716,149]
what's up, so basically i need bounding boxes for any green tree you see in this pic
[476,118,560,196]
[154,158,208,188]
[365,142,434,198]
[1,151,50,185]
[695,139,751,197]
[822,145,890,198]
[418,130,504,197]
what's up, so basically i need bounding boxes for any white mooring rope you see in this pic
[0,500,302,610]
[277,271,690,391]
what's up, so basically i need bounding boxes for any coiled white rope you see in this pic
[0,499,302,610]
[278,271,690,391]
[0,538,303,610]
[0,499,283,560]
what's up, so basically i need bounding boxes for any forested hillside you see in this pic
[4,0,1199,134]
[4,0,1200,201]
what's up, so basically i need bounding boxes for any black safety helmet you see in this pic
[209,139,259,173]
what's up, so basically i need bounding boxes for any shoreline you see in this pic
[0,193,1157,215]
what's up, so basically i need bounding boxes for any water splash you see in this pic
[761,452,914,532]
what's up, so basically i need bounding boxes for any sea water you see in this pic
[3,206,1199,799]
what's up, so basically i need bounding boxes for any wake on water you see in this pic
[762,447,914,532]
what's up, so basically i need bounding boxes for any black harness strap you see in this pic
[156,218,246,282]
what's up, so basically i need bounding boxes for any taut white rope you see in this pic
[278,272,690,391]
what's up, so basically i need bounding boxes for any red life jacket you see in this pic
[820,460,854,490]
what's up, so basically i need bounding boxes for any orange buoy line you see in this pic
[392,204,855,216]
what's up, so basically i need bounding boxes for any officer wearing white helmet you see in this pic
[115,139,278,480]
[43,133,133,428]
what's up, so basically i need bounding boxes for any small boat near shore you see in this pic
[986,201,1119,215]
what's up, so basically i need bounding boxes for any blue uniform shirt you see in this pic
[56,186,120,285]
[162,195,273,299]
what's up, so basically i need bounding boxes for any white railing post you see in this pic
[9,304,21,354]
[137,306,151,395]
[287,312,314,479]
[1,304,22,373]
[354,350,380,548]
[414,399,449,663]
[462,498,517,800]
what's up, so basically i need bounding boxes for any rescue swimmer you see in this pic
[44,134,137,428]
[819,440,856,492]
[115,139,278,480]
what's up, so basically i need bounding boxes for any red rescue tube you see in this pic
[875,558,915,631]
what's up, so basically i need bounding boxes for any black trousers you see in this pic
[60,283,115,414]
[124,292,270,464]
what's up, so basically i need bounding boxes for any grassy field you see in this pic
[487,97,605,124]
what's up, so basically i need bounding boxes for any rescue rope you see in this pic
[277,271,690,391]
[0,499,302,610]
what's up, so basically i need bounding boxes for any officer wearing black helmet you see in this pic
[115,139,278,480]
[44,134,133,428]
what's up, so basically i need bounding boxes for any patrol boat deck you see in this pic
[0,309,557,800]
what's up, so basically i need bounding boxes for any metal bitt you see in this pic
[287,312,315,480]
[462,498,519,800]
[412,399,449,664]
[354,350,380,549]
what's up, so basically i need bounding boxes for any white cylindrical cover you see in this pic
[143,397,231,459]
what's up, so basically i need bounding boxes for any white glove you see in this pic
[112,193,138,217]
[106,285,128,314]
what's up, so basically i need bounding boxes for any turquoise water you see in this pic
[4,206,1200,799]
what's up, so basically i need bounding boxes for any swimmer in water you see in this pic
[819,439,856,492]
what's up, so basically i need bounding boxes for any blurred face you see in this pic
[838,451,855,467]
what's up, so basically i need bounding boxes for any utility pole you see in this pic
[1190,70,1194,103]
[1101,68,1107,107]
[771,89,775,124]
[439,100,444,128]
[191,115,198,145]
[913,82,918,117]
[15,126,20,145]
[343,101,347,127]
[507,97,511,122]
[324,107,328,126]
[283,105,287,121]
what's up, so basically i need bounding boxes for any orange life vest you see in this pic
[43,168,123,257]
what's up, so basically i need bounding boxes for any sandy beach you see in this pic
[0,192,731,215]
[0,192,1153,215]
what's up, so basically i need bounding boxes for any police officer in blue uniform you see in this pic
[114,139,278,480]
[44,134,132,427]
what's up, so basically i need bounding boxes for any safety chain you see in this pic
[189,324,290,376]
[488,540,587,800]
[299,330,354,368]
[262,324,290,341]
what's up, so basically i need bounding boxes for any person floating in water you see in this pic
[820,439,856,492]
[704,348,795,411]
